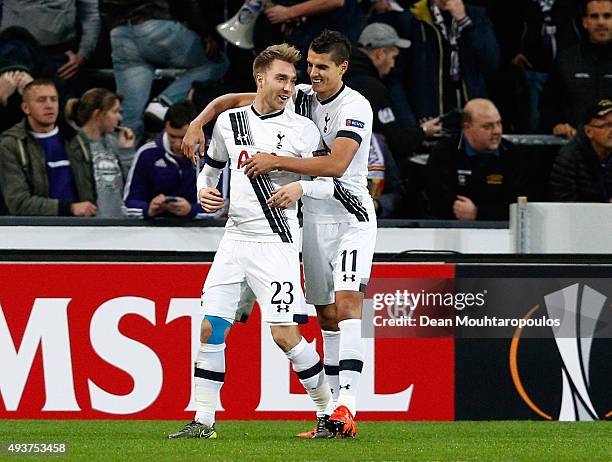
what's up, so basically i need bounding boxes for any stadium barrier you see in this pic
[511,202,612,253]
[0,217,512,253]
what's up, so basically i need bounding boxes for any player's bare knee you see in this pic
[335,294,362,322]
[316,304,338,330]
[270,325,301,352]
[270,328,293,352]
[200,319,212,343]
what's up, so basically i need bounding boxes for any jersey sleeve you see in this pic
[335,98,373,146]
[197,163,223,192]
[204,116,230,169]
[299,121,324,158]
[299,176,333,199]
[297,120,333,199]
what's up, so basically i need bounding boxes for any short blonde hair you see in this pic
[252,43,301,80]
[22,78,56,101]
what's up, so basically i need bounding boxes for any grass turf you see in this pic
[0,420,610,461]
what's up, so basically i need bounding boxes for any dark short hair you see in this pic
[22,78,56,100]
[309,30,351,65]
[583,0,612,15]
[165,101,198,128]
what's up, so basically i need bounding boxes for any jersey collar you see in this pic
[318,83,346,105]
[250,105,285,120]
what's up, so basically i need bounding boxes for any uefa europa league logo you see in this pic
[544,284,604,421]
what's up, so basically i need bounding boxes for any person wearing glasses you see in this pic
[549,99,612,202]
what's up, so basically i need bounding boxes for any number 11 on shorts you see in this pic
[341,250,357,273]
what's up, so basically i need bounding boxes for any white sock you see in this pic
[194,343,225,427]
[337,319,364,417]
[322,330,340,415]
[285,337,331,417]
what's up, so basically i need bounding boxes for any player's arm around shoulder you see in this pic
[182,93,256,162]
[245,122,359,179]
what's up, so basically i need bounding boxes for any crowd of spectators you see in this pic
[0,0,610,220]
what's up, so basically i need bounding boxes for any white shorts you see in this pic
[302,219,377,306]
[201,237,307,325]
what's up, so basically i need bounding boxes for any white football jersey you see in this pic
[207,105,322,243]
[288,83,375,224]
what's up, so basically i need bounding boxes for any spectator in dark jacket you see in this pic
[0,69,33,133]
[426,98,527,220]
[123,101,204,219]
[510,0,582,133]
[0,78,97,216]
[376,0,500,121]
[549,98,612,202]
[541,0,612,138]
[0,27,39,132]
[345,22,441,162]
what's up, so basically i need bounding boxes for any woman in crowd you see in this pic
[65,88,135,217]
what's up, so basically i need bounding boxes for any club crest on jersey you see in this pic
[324,113,330,133]
[276,132,285,149]
[346,119,365,129]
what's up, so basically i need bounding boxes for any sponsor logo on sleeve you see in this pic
[346,119,365,129]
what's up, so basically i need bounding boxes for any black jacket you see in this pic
[549,129,612,202]
[397,0,500,119]
[0,27,45,133]
[345,48,425,160]
[510,0,582,72]
[426,136,527,220]
[541,41,612,129]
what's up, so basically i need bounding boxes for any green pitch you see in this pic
[0,420,610,461]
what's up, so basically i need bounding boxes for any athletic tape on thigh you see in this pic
[204,315,232,345]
